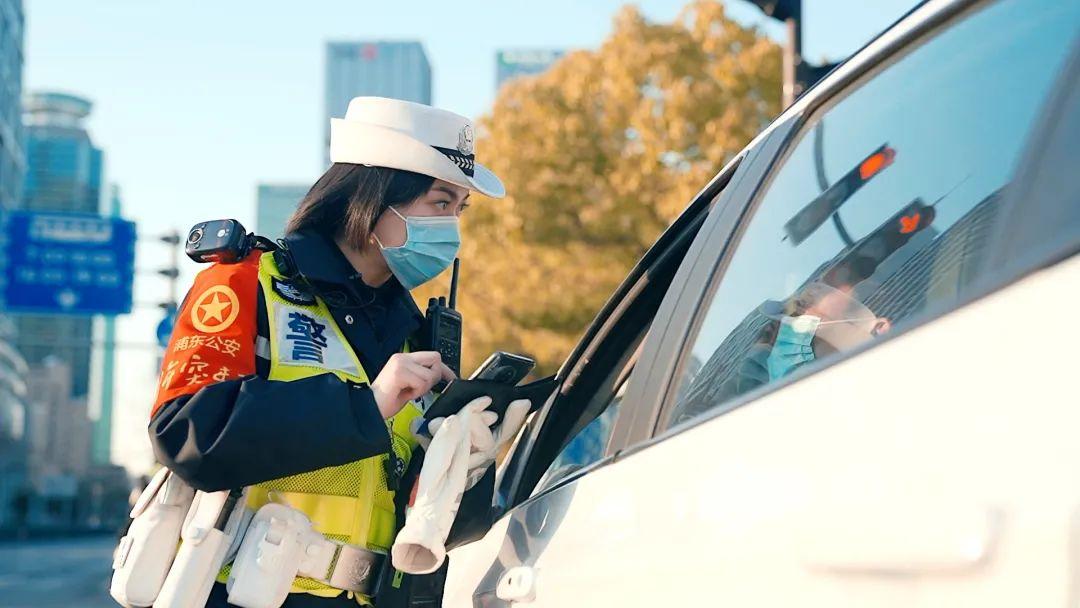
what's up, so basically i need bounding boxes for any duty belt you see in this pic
[303,539,386,595]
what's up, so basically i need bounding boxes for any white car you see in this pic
[443,0,1080,605]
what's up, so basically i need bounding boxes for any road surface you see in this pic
[0,535,117,608]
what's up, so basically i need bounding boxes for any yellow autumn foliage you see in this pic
[419,1,781,375]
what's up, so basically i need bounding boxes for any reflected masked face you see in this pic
[789,282,892,357]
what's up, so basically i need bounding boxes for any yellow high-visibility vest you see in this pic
[218,251,421,603]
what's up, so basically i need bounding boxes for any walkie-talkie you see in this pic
[423,258,463,385]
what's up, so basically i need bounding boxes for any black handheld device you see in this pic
[422,258,463,380]
[186,219,261,264]
[469,351,535,385]
[423,375,558,426]
[422,351,547,426]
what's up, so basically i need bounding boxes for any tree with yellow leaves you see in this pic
[421,1,781,375]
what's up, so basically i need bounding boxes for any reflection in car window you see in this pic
[535,382,626,493]
[668,0,1079,426]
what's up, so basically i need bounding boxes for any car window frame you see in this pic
[504,205,715,507]
[608,117,799,451]
[619,0,1063,448]
[987,39,1080,285]
[524,336,642,500]
[491,152,745,513]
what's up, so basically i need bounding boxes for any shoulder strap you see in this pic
[255,281,270,378]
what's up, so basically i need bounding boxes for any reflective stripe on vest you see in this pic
[218,251,421,601]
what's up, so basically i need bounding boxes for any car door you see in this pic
[594,0,1080,606]
[441,146,752,607]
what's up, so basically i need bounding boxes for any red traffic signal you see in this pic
[784,144,898,245]
[859,146,896,181]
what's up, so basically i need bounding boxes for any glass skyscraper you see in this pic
[256,183,309,241]
[21,93,102,214]
[324,41,432,166]
[496,49,564,89]
[0,0,24,208]
[0,0,29,532]
[16,92,104,399]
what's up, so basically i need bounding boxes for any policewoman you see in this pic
[149,97,508,607]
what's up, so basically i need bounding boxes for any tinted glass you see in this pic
[668,0,1079,426]
[534,382,625,494]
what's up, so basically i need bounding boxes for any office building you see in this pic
[496,49,564,89]
[324,41,432,165]
[24,357,92,528]
[16,91,104,399]
[0,0,24,208]
[0,316,28,531]
[89,185,122,466]
[0,0,28,532]
[256,183,308,240]
[21,92,102,212]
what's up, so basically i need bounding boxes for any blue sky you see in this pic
[22,0,918,470]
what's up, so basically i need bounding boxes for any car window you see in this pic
[665,0,1079,427]
[497,189,714,508]
[517,324,647,500]
[533,380,627,494]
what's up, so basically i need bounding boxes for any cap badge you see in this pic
[457,125,474,156]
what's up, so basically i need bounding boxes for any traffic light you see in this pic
[784,144,897,245]
[747,0,800,20]
[818,199,936,289]
[858,146,896,180]
[746,0,839,101]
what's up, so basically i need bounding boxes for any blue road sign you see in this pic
[1,211,137,315]
[156,305,177,347]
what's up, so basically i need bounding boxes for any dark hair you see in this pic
[285,164,435,249]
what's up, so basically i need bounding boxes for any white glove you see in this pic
[411,397,531,489]
[464,398,531,488]
[392,409,474,574]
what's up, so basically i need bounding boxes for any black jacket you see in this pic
[149,231,425,490]
[148,230,494,558]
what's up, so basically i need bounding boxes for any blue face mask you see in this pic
[375,206,461,290]
[766,315,820,381]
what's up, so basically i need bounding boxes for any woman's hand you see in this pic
[410,397,532,489]
[370,351,456,419]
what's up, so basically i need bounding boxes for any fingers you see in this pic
[502,400,531,430]
[396,355,447,401]
[468,451,493,471]
[494,400,531,444]
[467,415,496,466]
[402,358,441,386]
[401,351,456,390]
[395,367,437,403]
[373,352,454,419]
[463,396,492,414]
[402,351,456,380]
[468,414,495,448]
[404,350,443,368]
[437,362,457,382]
[479,411,499,428]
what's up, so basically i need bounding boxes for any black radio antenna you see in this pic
[448,258,460,309]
